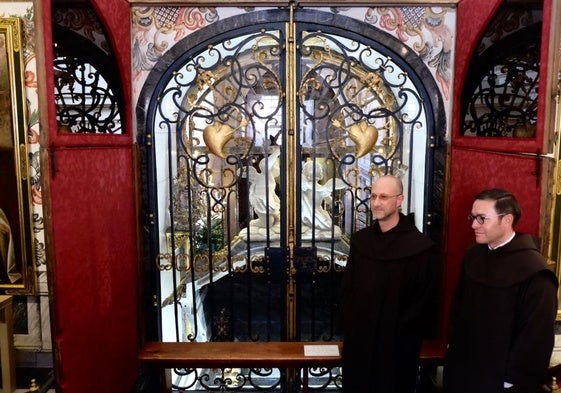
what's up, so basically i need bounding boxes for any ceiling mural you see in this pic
[131,6,456,107]
[53,6,110,54]
[477,6,542,54]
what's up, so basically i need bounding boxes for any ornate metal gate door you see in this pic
[139,7,440,391]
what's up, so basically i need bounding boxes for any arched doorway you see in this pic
[137,7,446,391]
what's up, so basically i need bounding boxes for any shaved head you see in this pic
[370,175,404,231]
[373,175,403,195]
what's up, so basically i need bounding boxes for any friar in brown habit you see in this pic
[340,175,436,392]
[444,189,558,393]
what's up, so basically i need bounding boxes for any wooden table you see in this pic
[0,295,15,393]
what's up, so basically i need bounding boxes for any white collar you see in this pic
[488,231,515,250]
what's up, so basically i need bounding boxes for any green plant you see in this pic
[193,215,224,253]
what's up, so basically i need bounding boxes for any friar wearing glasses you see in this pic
[444,189,558,393]
[340,175,436,392]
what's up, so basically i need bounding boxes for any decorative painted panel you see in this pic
[0,2,49,351]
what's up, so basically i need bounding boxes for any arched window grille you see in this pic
[461,14,542,137]
[53,24,125,134]
[136,8,446,391]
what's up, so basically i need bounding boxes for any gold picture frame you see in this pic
[0,17,36,294]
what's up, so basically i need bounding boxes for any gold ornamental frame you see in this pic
[0,17,37,294]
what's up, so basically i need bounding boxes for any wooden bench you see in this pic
[140,341,343,392]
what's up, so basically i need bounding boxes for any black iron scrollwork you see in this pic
[53,26,124,134]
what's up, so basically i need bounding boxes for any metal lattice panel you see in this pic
[53,26,124,134]
[136,8,446,392]
[462,24,541,137]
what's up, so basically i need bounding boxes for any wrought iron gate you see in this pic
[138,7,443,391]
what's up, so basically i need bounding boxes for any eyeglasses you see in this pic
[467,214,506,224]
[370,193,402,202]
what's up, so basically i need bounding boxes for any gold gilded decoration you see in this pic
[202,121,234,158]
[19,144,27,180]
[155,253,174,271]
[362,72,384,94]
[285,5,298,341]
[200,117,250,159]
[0,18,36,293]
[361,71,396,107]
[346,120,379,158]
[165,230,191,271]
[557,160,561,195]
[4,18,21,52]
